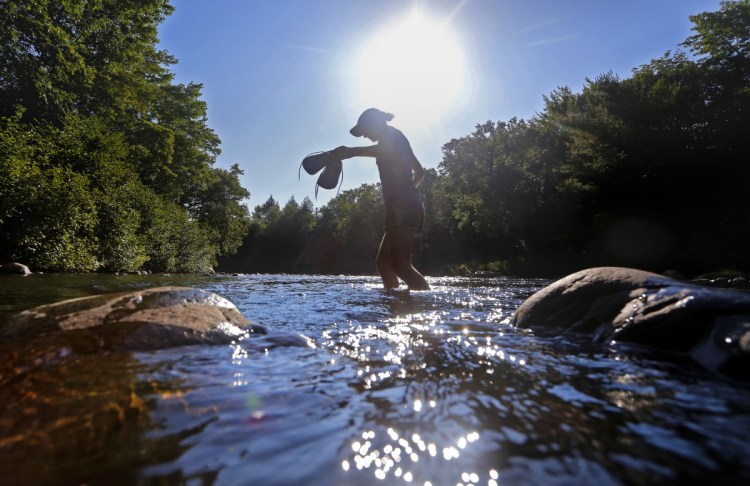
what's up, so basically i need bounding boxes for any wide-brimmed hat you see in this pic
[350,108,394,137]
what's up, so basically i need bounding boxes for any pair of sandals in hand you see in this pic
[299,150,343,198]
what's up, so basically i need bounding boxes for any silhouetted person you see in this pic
[333,108,430,291]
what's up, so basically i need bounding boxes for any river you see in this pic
[1,273,749,485]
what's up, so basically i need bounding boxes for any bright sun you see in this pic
[353,10,466,130]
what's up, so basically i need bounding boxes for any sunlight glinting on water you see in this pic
[342,425,489,484]
[4,275,750,483]
[125,274,749,484]
[310,283,536,484]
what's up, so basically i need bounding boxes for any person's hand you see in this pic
[332,146,350,159]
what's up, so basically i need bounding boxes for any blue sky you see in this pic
[157,0,723,210]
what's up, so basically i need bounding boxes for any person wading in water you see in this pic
[333,108,430,291]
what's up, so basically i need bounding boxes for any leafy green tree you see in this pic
[94,184,148,272]
[0,0,175,123]
[193,164,251,256]
[684,0,750,72]
[133,187,217,273]
[314,184,383,273]
[435,119,549,266]
[138,81,222,204]
[217,196,284,273]
[0,112,100,271]
[0,0,252,272]
[252,196,282,229]
[0,126,99,271]
[681,0,750,170]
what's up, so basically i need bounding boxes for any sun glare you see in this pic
[354,10,466,130]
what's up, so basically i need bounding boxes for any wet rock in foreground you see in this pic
[0,286,265,351]
[0,287,261,482]
[0,286,314,482]
[512,267,750,379]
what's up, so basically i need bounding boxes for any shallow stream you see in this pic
[1,273,749,485]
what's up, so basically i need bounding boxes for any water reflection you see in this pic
[0,337,194,483]
[306,277,750,484]
[1,274,749,484]
[343,425,486,483]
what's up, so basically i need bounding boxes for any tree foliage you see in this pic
[0,0,250,272]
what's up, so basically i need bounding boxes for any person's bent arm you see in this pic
[413,164,425,188]
[410,155,425,188]
[333,145,378,159]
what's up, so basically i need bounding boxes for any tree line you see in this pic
[221,1,750,277]
[0,0,249,272]
[2,1,748,277]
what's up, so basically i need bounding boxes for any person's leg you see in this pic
[376,232,400,289]
[386,226,430,290]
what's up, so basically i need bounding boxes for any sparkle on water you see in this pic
[0,273,749,485]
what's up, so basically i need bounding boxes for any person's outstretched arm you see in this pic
[333,145,378,159]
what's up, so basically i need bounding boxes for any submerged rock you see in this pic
[1,286,267,351]
[512,267,750,379]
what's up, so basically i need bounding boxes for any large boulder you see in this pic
[512,267,750,379]
[0,286,266,350]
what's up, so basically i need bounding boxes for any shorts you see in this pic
[384,194,424,235]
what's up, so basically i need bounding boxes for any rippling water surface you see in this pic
[1,273,749,485]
